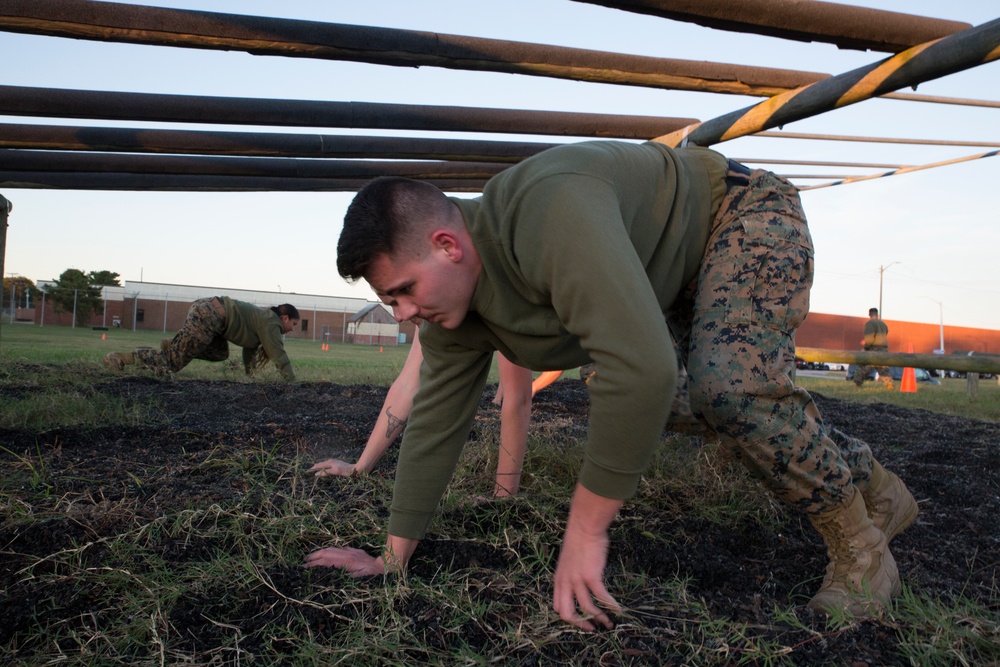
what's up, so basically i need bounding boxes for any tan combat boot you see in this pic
[864,461,918,542]
[807,487,900,617]
[160,339,171,352]
[102,351,135,371]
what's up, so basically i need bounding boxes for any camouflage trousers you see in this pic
[134,298,230,374]
[667,163,874,514]
[856,347,893,387]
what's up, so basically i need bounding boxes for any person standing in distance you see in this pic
[855,307,893,389]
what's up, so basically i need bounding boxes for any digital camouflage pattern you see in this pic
[669,164,874,514]
[133,298,230,374]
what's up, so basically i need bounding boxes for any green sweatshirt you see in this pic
[389,141,728,539]
[863,318,889,350]
[219,296,295,381]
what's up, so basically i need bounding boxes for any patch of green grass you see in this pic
[890,585,1000,667]
[797,373,1000,423]
[0,385,160,429]
[0,322,508,385]
[8,322,994,422]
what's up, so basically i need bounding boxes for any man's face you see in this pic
[367,249,473,330]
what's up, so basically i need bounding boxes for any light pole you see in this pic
[878,261,901,316]
[922,296,944,353]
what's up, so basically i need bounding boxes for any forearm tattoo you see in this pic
[384,406,407,440]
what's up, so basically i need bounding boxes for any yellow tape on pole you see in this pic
[654,19,1000,148]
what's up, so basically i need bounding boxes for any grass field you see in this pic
[795,372,1000,423]
[2,322,999,666]
[0,322,419,385]
[2,322,997,422]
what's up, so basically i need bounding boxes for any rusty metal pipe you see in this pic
[0,85,698,139]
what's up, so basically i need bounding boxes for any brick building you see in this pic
[23,279,998,356]
[795,312,1000,356]
[30,280,417,345]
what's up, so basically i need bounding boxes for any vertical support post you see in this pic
[938,303,945,353]
[967,372,980,399]
[0,195,11,340]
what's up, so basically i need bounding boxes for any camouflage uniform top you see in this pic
[220,296,295,381]
[863,317,889,350]
[389,141,728,540]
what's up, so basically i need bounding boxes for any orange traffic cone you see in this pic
[379,346,383,352]
[101,333,106,340]
[900,342,917,393]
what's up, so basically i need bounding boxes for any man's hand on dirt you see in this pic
[303,547,384,576]
[551,484,624,631]
[552,523,620,631]
[309,459,356,478]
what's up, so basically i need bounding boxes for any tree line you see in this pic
[3,269,121,326]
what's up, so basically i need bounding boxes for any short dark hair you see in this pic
[869,307,879,316]
[272,303,300,319]
[337,177,454,283]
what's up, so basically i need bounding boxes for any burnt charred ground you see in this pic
[1,370,998,666]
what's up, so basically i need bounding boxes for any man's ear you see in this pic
[429,229,463,262]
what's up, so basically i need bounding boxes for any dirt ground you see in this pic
[1,372,999,664]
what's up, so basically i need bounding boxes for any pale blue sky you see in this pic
[1,1,997,331]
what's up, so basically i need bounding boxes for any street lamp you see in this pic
[878,261,901,316]
[922,296,944,353]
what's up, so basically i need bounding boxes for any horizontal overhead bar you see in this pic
[0,123,559,162]
[654,18,1000,147]
[0,85,697,139]
[734,157,910,169]
[0,0,826,97]
[0,148,833,191]
[0,1,990,109]
[0,124,981,170]
[573,0,970,53]
[0,149,510,179]
[883,92,1000,109]
[778,174,861,180]
[0,172,490,192]
[755,131,1000,148]
[798,149,1000,191]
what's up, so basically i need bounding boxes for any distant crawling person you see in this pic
[102,297,299,381]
